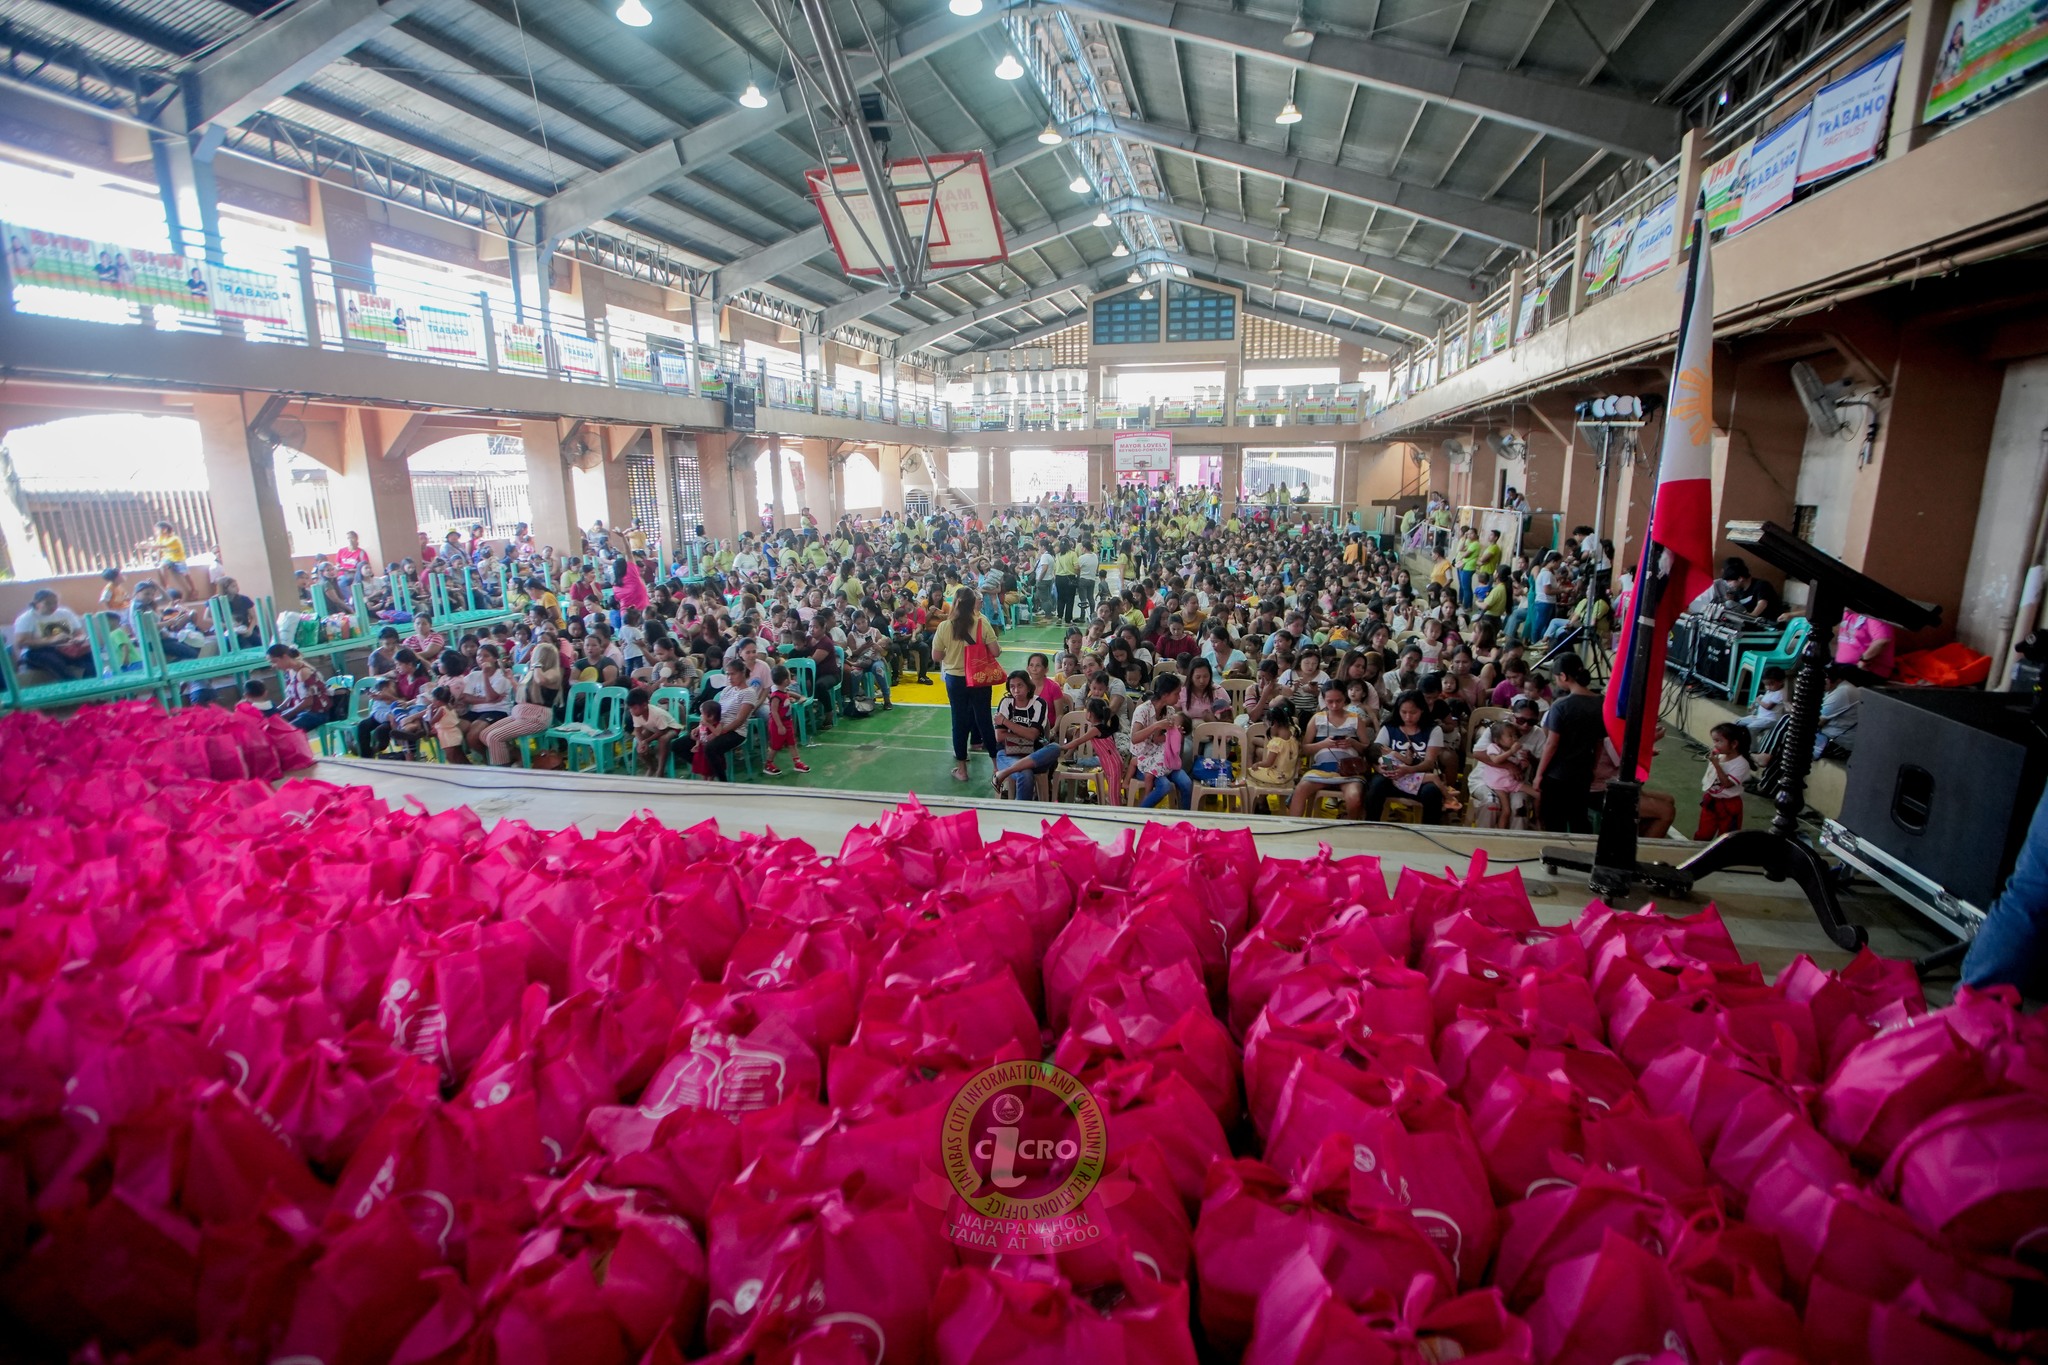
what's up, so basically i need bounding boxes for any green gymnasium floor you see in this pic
[750,617,1759,830]
[749,621,1070,797]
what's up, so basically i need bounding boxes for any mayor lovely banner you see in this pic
[1798,43,1905,186]
[1731,106,1811,234]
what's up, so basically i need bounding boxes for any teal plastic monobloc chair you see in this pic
[1731,617,1812,707]
[553,685,628,773]
[317,676,379,756]
[649,686,693,775]
[541,681,603,765]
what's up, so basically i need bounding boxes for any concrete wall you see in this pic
[1958,356,2048,656]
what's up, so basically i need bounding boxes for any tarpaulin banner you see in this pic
[1583,216,1633,296]
[555,332,601,378]
[342,291,409,345]
[208,265,291,325]
[1798,43,1905,185]
[1618,195,1678,287]
[4,225,132,298]
[1731,107,1810,234]
[500,322,546,368]
[416,304,479,358]
[126,248,211,315]
[1925,0,2048,122]
[1702,141,1752,234]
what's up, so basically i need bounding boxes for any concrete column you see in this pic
[1506,265,1527,348]
[799,438,833,526]
[571,435,631,537]
[652,434,680,557]
[1568,214,1593,316]
[1889,0,1947,159]
[520,420,578,554]
[697,432,738,543]
[331,408,419,570]
[991,448,1013,511]
[766,440,787,530]
[1551,412,1601,541]
[1710,345,1806,584]
[1519,424,1566,554]
[313,182,377,288]
[1672,128,1707,264]
[194,393,295,605]
[977,447,994,518]
[1087,449,1109,505]
[880,443,905,515]
[1842,327,2000,642]
[1610,447,1659,579]
[1221,447,1245,509]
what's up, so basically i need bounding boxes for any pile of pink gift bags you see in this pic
[1,700,2044,1365]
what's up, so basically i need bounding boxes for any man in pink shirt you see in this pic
[1834,611,1896,679]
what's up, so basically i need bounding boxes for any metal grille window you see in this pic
[671,444,704,544]
[1243,314,1339,361]
[1166,282,1235,342]
[626,451,659,536]
[1092,291,1159,347]
[1047,322,1088,367]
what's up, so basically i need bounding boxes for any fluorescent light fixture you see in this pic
[616,0,652,25]
[739,82,768,109]
[1037,122,1063,145]
[949,0,984,14]
[1275,100,1303,125]
[994,53,1024,80]
[1111,242,1128,257]
[1069,175,1090,193]
[1093,211,1112,227]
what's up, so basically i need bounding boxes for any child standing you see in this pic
[1696,722,1752,840]
[763,665,810,776]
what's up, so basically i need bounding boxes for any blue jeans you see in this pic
[1527,602,1556,642]
[1008,742,1063,799]
[943,672,998,763]
[1963,786,2048,995]
[1141,769,1194,809]
[1457,568,1474,608]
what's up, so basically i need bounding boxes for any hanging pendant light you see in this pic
[994,52,1024,80]
[1127,269,1143,284]
[739,82,768,109]
[616,0,652,26]
[1093,211,1112,227]
[1069,174,1090,194]
[1275,99,1303,125]
[949,0,984,14]
[1111,242,1128,257]
[1037,121,1063,145]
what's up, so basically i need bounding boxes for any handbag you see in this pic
[962,618,1006,688]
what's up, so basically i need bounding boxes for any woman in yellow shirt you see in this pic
[931,587,1001,783]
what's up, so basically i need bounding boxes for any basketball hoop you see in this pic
[806,151,1008,284]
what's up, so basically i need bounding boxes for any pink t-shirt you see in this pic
[1835,612,1895,678]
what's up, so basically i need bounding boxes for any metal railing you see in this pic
[18,486,217,578]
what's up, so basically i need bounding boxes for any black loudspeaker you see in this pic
[1691,622,1743,697]
[1838,688,2048,909]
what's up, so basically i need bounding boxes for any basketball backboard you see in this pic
[806,151,1007,281]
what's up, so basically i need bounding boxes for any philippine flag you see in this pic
[1604,196,1720,776]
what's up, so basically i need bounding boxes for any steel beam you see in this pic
[532,7,1000,244]
[894,269,1122,355]
[1104,197,1478,301]
[181,0,425,132]
[815,202,1112,333]
[1048,0,1679,160]
[1154,249,1436,338]
[1079,114,1538,249]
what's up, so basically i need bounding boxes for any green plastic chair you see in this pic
[317,676,379,756]
[554,685,627,773]
[0,628,156,712]
[541,680,602,762]
[649,686,693,775]
[1731,618,1812,706]
[782,657,822,746]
